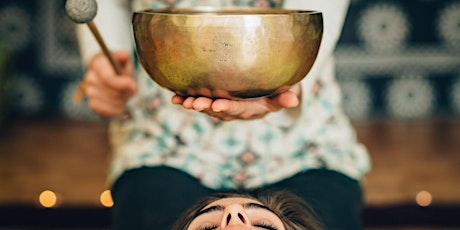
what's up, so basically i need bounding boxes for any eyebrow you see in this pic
[193,202,277,219]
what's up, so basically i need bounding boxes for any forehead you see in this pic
[203,197,262,209]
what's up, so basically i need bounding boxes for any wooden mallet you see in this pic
[65,0,122,102]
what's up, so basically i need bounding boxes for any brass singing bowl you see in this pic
[132,8,323,99]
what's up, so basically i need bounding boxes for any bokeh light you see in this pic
[100,190,114,207]
[39,190,57,208]
[416,190,432,207]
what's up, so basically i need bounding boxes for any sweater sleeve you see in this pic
[76,0,133,66]
[264,0,350,126]
[284,0,349,87]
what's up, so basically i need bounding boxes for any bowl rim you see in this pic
[133,7,322,16]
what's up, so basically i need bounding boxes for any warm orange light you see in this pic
[100,190,114,207]
[416,190,432,207]
[39,190,57,208]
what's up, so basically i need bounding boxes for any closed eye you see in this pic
[199,224,218,230]
[254,222,278,230]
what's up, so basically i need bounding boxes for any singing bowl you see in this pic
[132,8,323,99]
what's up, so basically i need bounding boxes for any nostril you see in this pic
[225,211,247,225]
[238,213,246,223]
[226,213,231,225]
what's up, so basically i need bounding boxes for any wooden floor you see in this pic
[1,117,460,229]
[354,119,460,206]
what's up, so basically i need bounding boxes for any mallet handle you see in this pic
[87,21,122,75]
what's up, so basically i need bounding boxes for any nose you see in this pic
[221,204,251,228]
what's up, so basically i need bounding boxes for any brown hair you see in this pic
[172,189,323,230]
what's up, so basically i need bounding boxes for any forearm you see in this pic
[76,0,133,65]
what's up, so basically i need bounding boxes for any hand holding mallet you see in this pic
[65,0,122,102]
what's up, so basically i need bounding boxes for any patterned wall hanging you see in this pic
[0,0,459,121]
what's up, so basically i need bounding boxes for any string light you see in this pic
[100,190,114,207]
[416,190,432,207]
[39,190,57,208]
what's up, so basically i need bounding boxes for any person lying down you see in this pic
[172,190,323,230]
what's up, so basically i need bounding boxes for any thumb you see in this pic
[113,51,134,76]
[272,90,299,108]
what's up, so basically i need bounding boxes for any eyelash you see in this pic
[254,222,278,230]
[199,224,217,230]
[199,223,277,230]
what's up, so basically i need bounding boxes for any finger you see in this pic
[97,70,137,95]
[182,97,196,109]
[88,98,125,117]
[212,98,269,120]
[90,53,136,95]
[85,84,127,108]
[211,99,248,116]
[171,94,185,104]
[192,97,213,111]
[210,99,233,112]
[92,51,132,75]
[90,53,118,76]
[272,90,299,108]
[85,71,133,100]
[92,76,136,99]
